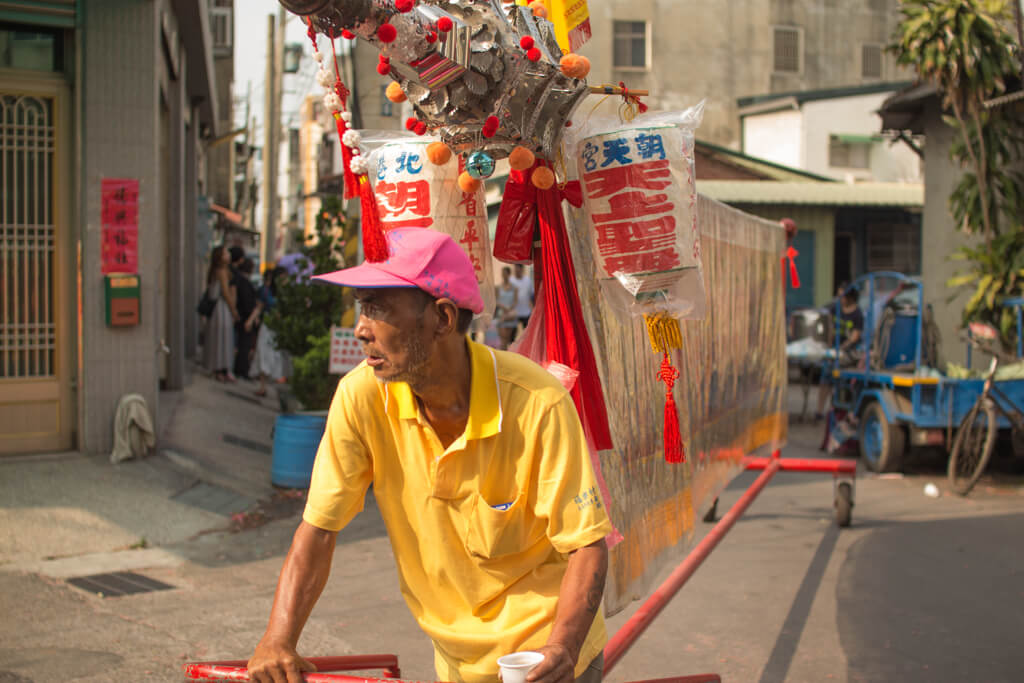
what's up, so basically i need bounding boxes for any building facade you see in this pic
[0,0,229,456]
[582,0,910,147]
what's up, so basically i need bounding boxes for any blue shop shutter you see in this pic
[785,229,815,310]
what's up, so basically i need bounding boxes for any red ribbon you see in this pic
[511,161,614,451]
[493,166,581,263]
[619,81,648,114]
[781,246,800,289]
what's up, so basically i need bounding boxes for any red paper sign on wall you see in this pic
[101,178,139,274]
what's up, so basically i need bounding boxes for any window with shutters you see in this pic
[862,44,883,80]
[613,20,647,70]
[867,222,921,274]
[773,26,802,74]
[829,135,871,170]
[210,2,233,55]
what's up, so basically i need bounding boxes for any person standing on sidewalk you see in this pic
[248,229,611,683]
[203,246,239,382]
[233,258,260,381]
[509,262,535,339]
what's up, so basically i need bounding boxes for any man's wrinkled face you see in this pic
[354,288,435,384]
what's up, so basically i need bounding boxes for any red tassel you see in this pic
[781,246,800,289]
[657,353,685,463]
[333,113,358,201]
[357,175,388,262]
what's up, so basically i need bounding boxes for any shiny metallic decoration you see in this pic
[279,0,589,160]
[464,151,496,179]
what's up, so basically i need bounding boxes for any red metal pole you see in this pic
[744,456,856,475]
[603,452,783,675]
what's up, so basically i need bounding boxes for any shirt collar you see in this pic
[385,339,503,441]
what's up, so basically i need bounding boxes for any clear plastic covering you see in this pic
[570,104,706,320]
[564,194,789,614]
[368,137,497,325]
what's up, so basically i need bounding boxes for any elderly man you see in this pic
[248,229,612,683]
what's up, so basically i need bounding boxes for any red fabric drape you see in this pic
[527,163,614,451]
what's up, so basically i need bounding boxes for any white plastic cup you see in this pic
[497,651,545,683]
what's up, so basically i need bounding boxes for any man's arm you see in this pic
[248,521,338,683]
[527,538,608,683]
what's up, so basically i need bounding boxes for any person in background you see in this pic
[251,267,287,397]
[234,258,260,380]
[509,262,535,338]
[495,266,519,350]
[203,246,239,382]
[816,286,864,419]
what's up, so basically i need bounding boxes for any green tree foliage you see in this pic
[892,0,1024,348]
[264,196,359,408]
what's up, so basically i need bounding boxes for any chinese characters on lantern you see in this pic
[578,126,700,297]
[374,141,496,318]
[101,178,139,274]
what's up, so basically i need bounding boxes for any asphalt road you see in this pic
[1,421,1023,682]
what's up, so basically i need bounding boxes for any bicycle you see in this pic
[947,322,1024,496]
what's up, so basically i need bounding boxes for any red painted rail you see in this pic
[743,456,856,475]
[184,654,406,682]
[603,452,784,674]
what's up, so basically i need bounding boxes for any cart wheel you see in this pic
[858,401,905,473]
[835,481,853,527]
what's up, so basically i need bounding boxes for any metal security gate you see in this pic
[0,84,73,454]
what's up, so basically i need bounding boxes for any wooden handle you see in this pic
[588,85,650,96]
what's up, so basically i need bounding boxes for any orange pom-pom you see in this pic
[529,1,548,18]
[508,146,536,171]
[458,172,482,194]
[559,53,591,79]
[385,81,407,103]
[426,141,452,166]
[531,166,555,190]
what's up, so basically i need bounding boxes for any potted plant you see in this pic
[264,198,360,487]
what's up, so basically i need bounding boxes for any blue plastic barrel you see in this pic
[271,413,327,488]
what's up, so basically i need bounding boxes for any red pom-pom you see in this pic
[341,29,355,40]
[377,62,391,76]
[437,17,453,32]
[484,115,500,130]
[519,36,535,50]
[405,117,418,131]
[395,0,415,12]
[425,31,438,43]
[526,47,542,62]
[414,121,428,136]
[379,54,389,63]
[377,23,398,43]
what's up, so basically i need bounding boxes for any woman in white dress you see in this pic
[203,246,240,382]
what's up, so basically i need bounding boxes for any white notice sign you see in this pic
[329,326,362,375]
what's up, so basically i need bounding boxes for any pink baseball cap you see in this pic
[313,228,484,314]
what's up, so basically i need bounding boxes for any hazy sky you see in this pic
[233,1,321,132]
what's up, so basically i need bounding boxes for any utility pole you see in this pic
[261,14,277,268]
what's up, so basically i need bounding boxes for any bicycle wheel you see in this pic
[947,399,997,496]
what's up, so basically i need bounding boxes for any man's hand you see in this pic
[524,643,576,683]
[247,638,316,683]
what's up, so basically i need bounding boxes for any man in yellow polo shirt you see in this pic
[248,229,613,683]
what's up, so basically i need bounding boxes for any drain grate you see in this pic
[66,571,174,597]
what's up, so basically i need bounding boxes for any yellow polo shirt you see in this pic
[304,340,613,683]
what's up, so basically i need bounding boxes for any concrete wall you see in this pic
[919,107,976,370]
[801,93,922,182]
[582,0,907,147]
[79,0,202,452]
[742,109,803,168]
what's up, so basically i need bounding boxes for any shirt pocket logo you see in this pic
[465,491,543,560]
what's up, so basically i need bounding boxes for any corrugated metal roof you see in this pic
[696,181,924,207]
